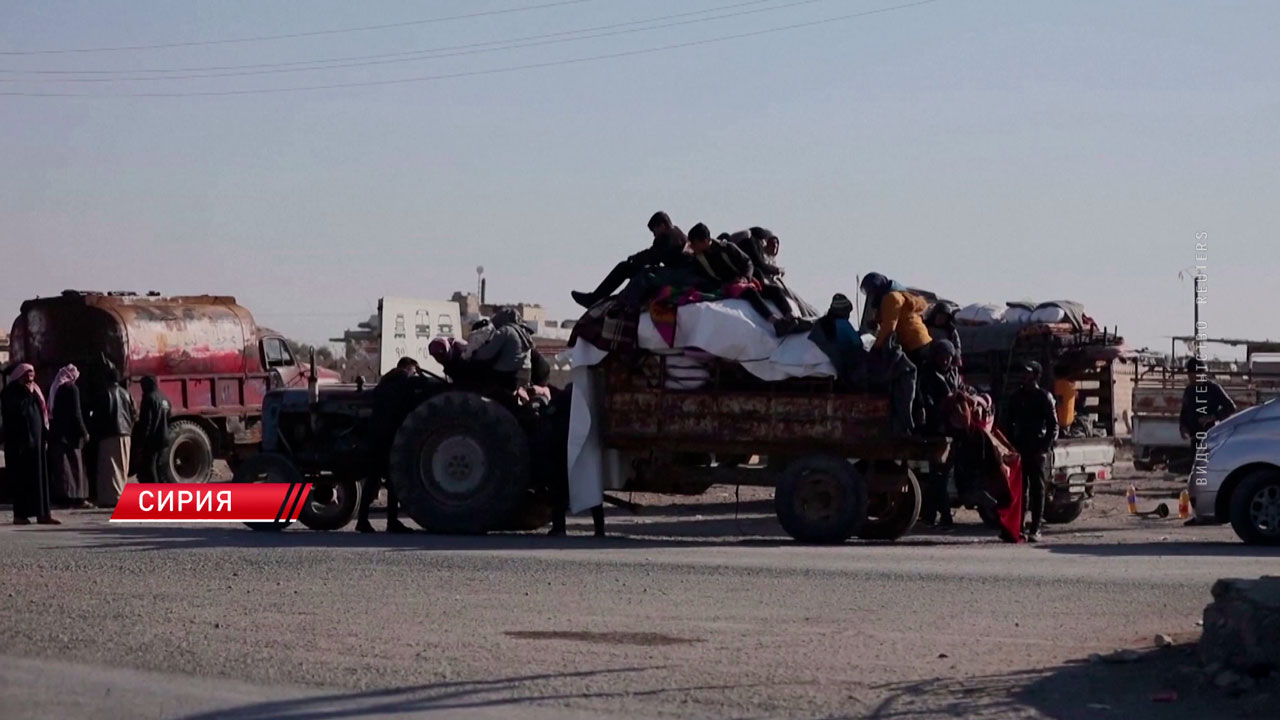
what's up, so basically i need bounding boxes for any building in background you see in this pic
[332,293,575,384]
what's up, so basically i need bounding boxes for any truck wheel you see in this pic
[298,477,363,532]
[164,421,215,483]
[1043,498,1085,525]
[774,455,867,544]
[232,453,302,532]
[1229,468,1280,546]
[858,463,921,541]
[390,391,530,534]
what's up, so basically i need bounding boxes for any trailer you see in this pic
[588,354,948,543]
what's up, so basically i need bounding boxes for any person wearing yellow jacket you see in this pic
[860,272,933,366]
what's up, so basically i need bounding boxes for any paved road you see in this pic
[2,487,1277,719]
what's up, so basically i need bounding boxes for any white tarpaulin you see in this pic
[565,299,837,513]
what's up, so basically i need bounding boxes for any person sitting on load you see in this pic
[571,211,690,309]
[859,272,933,367]
[687,223,808,336]
[462,306,534,395]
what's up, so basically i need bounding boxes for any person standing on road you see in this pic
[357,357,418,534]
[131,376,172,483]
[1179,357,1236,451]
[90,367,136,508]
[2,363,57,525]
[47,364,92,507]
[917,341,962,527]
[1004,361,1058,543]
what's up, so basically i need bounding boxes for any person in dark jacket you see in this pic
[687,223,808,336]
[131,376,172,483]
[1179,357,1237,446]
[47,364,91,507]
[90,367,136,507]
[2,364,57,525]
[571,211,691,309]
[357,357,419,534]
[541,384,606,537]
[917,341,962,526]
[1004,361,1058,542]
[808,294,869,391]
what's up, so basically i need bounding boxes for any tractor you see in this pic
[233,361,551,533]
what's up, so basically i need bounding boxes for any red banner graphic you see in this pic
[109,483,312,523]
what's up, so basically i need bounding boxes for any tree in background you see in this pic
[286,339,342,372]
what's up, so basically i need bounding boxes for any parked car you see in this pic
[1189,398,1280,544]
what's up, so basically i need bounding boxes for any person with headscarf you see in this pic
[89,366,136,507]
[131,376,172,483]
[924,300,963,364]
[859,272,933,367]
[2,363,57,525]
[916,341,963,527]
[466,306,534,394]
[47,364,91,507]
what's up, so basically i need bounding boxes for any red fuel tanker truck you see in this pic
[8,290,334,482]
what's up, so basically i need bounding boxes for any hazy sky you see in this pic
[2,0,1276,353]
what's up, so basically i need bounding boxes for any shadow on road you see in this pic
[1042,541,1280,559]
[860,645,1274,720]
[173,666,759,720]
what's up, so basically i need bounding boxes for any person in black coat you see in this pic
[916,340,962,527]
[1003,361,1058,542]
[357,357,419,534]
[571,211,691,309]
[131,376,172,483]
[2,364,57,525]
[47,364,91,506]
[687,223,809,336]
[541,384,605,537]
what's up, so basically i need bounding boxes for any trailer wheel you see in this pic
[298,477,363,531]
[774,455,867,543]
[1229,467,1280,546]
[1043,498,1085,525]
[163,420,215,483]
[390,391,530,534]
[232,453,302,532]
[858,463,922,541]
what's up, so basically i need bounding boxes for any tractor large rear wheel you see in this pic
[389,392,530,534]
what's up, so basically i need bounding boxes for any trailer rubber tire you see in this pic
[774,455,867,544]
[298,477,363,531]
[858,463,922,541]
[232,452,303,532]
[1229,468,1280,546]
[163,420,215,484]
[390,391,530,534]
[1043,498,1085,525]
